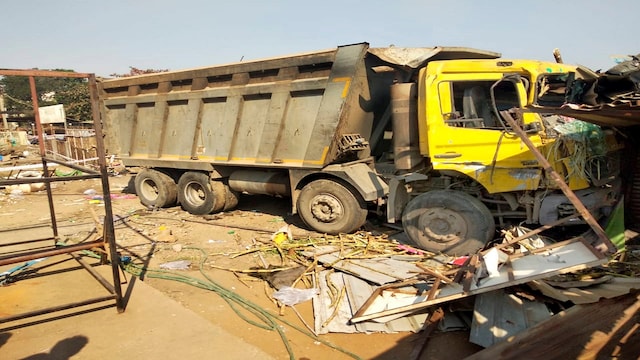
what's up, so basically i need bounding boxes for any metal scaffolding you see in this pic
[0,69,124,324]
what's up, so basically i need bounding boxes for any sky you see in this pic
[2,0,639,77]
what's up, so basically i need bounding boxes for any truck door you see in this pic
[425,74,543,194]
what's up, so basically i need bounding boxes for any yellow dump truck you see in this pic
[99,43,623,255]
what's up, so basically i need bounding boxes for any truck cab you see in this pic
[392,58,623,254]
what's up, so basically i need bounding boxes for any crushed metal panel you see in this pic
[304,245,422,285]
[470,289,551,348]
[314,270,355,334]
[313,271,428,334]
[314,253,422,285]
[367,47,500,69]
[527,105,640,127]
[351,238,606,323]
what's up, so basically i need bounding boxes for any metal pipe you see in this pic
[28,76,59,238]
[0,173,101,186]
[0,69,126,321]
[29,76,45,168]
[70,253,116,294]
[0,69,92,78]
[0,157,99,174]
[0,295,117,324]
[89,74,125,312]
[0,241,106,267]
[42,156,100,174]
[0,237,53,248]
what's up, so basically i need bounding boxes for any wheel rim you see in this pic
[184,181,207,206]
[140,179,159,201]
[417,208,467,244]
[310,194,343,223]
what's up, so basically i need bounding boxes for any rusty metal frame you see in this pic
[0,69,124,324]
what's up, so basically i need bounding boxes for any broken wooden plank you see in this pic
[408,308,444,360]
[462,254,480,293]
[350,238,606,323]
[469,289,551,348]
[466,290,640,360]
[426,278,441,300]
[415,263,452,283]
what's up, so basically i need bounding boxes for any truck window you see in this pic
[536,73,571,106]
[441,80,520,129]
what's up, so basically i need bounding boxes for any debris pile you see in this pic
[203,225,640,354]
[530,53,640,127]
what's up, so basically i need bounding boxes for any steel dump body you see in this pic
[99,43,499,172]
[100,44,375,170]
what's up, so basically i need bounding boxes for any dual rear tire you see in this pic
[177,172,238,215]
[134,169,237,215]
[134,168,177,208]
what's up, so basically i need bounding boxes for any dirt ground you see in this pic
[0,171,482,359]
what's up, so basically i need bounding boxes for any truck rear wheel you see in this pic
[297,179,367,234]
[178,172,224,215]
[134,168,177,208]
[402,190,495,255]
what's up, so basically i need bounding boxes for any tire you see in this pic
[297,179,367,234]
[209,181,227,213]
[402,190,495,255]
[223,185,240,211]
[178,172,223,215]
[134,168,177,208]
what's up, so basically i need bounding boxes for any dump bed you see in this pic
[100,43,499,170]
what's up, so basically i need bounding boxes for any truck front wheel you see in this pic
[297,179,367,234]
[178,172,224,215]
[402,190,495,255]
[134,168,177,208]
